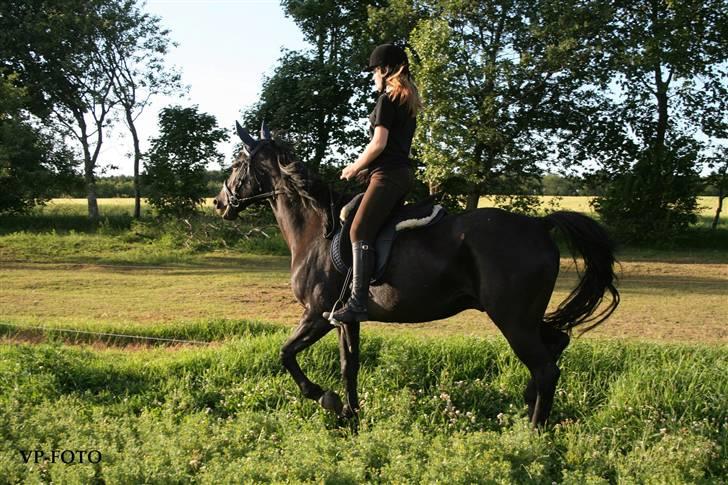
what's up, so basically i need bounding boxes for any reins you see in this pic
[323,184,344,239]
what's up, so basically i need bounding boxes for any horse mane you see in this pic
[234,140,354,237]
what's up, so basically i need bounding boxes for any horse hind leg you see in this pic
[524,325,570,420]
[488,301,562,427]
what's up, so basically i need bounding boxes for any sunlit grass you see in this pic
[0,198,725,482]
[0,327,725,483]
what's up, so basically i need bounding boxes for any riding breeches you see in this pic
[350,165,414,242]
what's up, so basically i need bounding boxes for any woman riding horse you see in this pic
[323,43,423,325]
[213,48,619,427]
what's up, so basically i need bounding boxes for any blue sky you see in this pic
[105,0,309,175]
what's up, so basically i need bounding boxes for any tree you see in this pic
[575,0,728,240]
[0,76,77,213]
[0,0,128,219]
[0,0,176,220]
[143,106,227,217]
[243,0,378,174]
[371,0,605,212]
[101,0,182,219]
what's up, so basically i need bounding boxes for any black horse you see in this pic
[214,124,619,427]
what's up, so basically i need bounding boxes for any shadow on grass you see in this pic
[0,213,134,235]
[0,319,286,348]
[0,253,291,272]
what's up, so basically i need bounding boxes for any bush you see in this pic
[592,146,701,243]
[143,106,228,217]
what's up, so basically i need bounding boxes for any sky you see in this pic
[104,0,310,176]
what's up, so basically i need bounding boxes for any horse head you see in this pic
[213,120,278,219]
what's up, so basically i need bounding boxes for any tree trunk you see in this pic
[712,188,725,230]
[654,74,668,167]
[428,180,440,196]
[80,136,99,220]
[312,113,330,171]
[465,185,480,211]
[125,106,142,219]
[85,166,99,220]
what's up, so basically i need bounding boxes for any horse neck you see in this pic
[269,183,327,266]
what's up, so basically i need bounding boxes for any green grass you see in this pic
[0,321,725,484]
[1,197,725,264]
[0,197,726,482]
[0,199,288,264]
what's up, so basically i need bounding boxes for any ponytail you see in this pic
[383,64,423,117]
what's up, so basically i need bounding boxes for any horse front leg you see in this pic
[337,322,361,419]
[280,316,344,415]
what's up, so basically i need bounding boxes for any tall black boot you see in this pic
[324,240,374,324]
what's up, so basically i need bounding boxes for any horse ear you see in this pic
[235,121,257,152]
[260,120,271,140]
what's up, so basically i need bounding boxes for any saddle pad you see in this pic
[331,196,446,284]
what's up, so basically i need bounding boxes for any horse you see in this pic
[213,123,620,427]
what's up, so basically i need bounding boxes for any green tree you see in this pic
[143,106,227,217]
[243,0,377,174]
[0,77,77,213]
[576,0,728,241]
[101,0,183,219]
[371,0,604,212]
[0,0,125,219]
[0,0,176,220]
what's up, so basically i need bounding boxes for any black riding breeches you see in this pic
[350,165,414,242]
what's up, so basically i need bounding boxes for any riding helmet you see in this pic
[364,43,408,72]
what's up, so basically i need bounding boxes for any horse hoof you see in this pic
[318,390,344,415]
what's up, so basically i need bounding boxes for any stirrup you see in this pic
[325,267,352,327]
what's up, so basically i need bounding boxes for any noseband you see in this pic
[222,180,280,208]
[222,143,282,208]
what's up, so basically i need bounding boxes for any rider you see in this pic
[324,43,423,324]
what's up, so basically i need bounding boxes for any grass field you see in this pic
[0,325,725,483]
[0,197,726,483]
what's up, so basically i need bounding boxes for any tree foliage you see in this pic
[143,106,227,217]
[0,77,77,213]
[243,0,379,174]
[572,0,728,241]
[368,0,606,212]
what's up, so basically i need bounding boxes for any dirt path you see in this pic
[1,258,726,344]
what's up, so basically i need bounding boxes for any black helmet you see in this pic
[364,43,408,72]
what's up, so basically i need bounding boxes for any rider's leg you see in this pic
[324,166,413,324]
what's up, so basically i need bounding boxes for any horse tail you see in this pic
[543,211,620,334]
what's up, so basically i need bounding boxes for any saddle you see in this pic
[331,193,446,285]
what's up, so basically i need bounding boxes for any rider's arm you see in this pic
[355,125,389,170]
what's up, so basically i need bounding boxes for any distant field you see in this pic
[478,195,723,220]
[34,195,726,220]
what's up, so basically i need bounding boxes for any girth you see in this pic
[330,194,446,285]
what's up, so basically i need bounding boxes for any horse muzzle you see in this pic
[213,196,238,220]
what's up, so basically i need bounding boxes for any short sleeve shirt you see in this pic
[368,92,416,173]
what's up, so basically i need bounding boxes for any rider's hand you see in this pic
[355,169,369,184]
[341,163,361,181]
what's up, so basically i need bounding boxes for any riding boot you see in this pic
[324,241,374,324]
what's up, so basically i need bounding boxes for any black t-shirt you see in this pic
[368,92,416,173]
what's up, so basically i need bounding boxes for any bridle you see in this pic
[222,180,280,208]
[222,142,282,208]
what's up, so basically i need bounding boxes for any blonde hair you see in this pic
[381,64,423,117]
